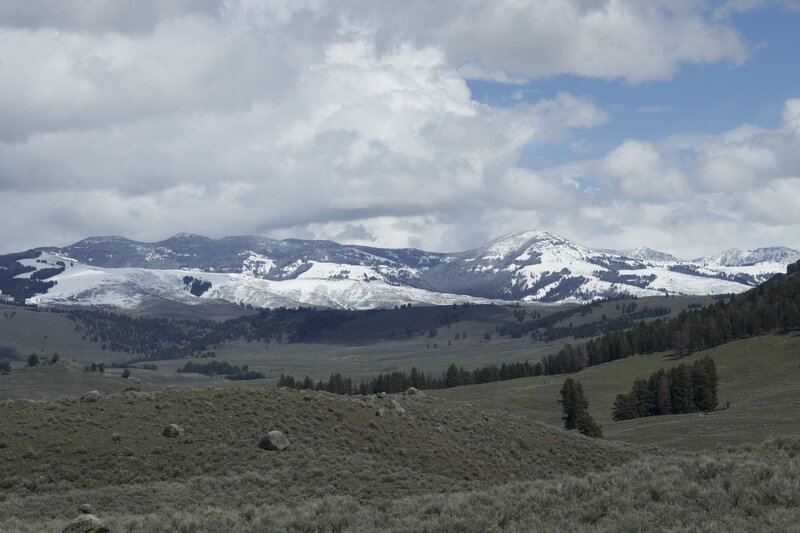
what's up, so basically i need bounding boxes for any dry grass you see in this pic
[0,385,635,531]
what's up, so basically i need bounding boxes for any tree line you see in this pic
[612,356,719,421]
[539,267,800,375]
[278,360,546,396]
[276,260,800,396]
[179,360,265,381]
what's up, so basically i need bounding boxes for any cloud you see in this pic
[431,0,749,83]
[600,140,690,199]
[0,0,796,257]
[525,98,800,257]
[0,0,222,33]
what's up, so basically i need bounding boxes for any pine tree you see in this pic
[444,364,460,388]
[691,356,719,412]
[559,378,583,430]
[576,409,603,438]
[653,370,671,415]
[612,393,638,421]
[631,378,655,417]
[558,378,602,437]
[668,364,695,414]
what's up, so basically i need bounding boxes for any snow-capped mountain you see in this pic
[696,247,800,267]
[1,231,797,310]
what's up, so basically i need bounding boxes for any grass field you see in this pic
[0,385,638,531]
[432,331,800,450]
[0,306,131,365]
[0,378,797,531]
[0,361,230,401]
[1,303,799,530]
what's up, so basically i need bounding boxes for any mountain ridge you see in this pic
[1,230,798,310]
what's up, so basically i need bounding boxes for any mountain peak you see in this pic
[481,229,565,251]
[699,246,800,267]
[71,235,133,246]
[162,233,212,242]
[621,247,679,263]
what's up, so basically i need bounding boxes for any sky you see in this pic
[1,0,799,258]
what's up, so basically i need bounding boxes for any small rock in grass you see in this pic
[62,512,108,533]
[80,391,100,403]
[259,430,289,451]
[162,424,184,438]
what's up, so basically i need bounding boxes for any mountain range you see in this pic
[1,230,798,310]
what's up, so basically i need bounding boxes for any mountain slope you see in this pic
[1,231,797,309]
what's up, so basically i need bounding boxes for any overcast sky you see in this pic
[1,0,799,257]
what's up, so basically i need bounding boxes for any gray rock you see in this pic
[162,424,184,438]
[404,387,425,397]
[80,391,100,403]
[259,430,289,451]
[376,392,387,399]
[62,513,108,533]
[78,504,94,514]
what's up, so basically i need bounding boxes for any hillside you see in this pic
[0,385,636,531]
[0,383,797,531]
[1,230,796,310]
[433,332,800,451]
[0,260,797,532]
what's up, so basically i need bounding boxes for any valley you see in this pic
[0,247,798,532]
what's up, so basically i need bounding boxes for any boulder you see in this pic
[162,424,184,438]
[376,392,387,399]
[259,430,289,451]
[62,513,108,533]
[404,387,424,397]
[80,391,100,403]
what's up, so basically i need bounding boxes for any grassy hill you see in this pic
[0,361,228,401]
[0,383,797,531]
[0,306,132,365]
[0,291,798,530]
[0,385,636,531]
[432,332,800,450]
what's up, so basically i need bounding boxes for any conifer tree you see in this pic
[668,364,695,414]
[612,393,638,421]
[631,378,655,417]
[653,370,671,415]
[444,363,460,388]
[559,378,602,437]
[691,356,719,412]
